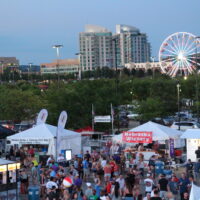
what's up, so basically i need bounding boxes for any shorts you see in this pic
[114,171,119,176]
[83,168,89,176]
[104,173,111,178]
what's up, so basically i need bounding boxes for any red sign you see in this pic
[122,131,152,143]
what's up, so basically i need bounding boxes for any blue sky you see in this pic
[0,0,199,64]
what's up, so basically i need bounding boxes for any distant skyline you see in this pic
[0,0,199,65]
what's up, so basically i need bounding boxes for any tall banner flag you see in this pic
[56,111,68,160]
[36,109,48,125]
[169,138,175,158]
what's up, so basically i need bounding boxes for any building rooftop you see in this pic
[41,59,79,68]
[116,24,140,34]
[85,24,110,33]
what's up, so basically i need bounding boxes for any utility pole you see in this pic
[177,82,181,130]
[52,44,63,85]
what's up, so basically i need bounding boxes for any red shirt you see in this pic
[104,165,111,174]
[114,164,119,172]
[28,148,34,155]
[106,182,112,194]
[110,161,115,172]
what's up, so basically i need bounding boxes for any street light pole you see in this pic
[151,56,155,78]
[28,63,33,83]
[177,82,181,130]
[52,45,63,84]
[195,37,200,123]
[75,53,83,80]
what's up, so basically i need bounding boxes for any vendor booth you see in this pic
[113,121,184,159]
[6,123,81,158]
[181,129,200,162]
[0,159,20,199]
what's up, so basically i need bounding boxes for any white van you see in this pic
[170,121,200,131]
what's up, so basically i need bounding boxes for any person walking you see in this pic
[158,174,169,199]
[82,157,90,181]
[194,159,200,180]
[178,173,190,200]
[111,182,122,200]
[168,175,179,200]
[144,174,154,195]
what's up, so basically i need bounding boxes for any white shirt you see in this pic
[46,181,58,189]
[116,177,125,189]
[46,157,53,166]
[101,160,107,168]
[57,156,65,162]
[144,178,154,192]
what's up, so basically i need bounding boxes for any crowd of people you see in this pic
[7,144,200,200]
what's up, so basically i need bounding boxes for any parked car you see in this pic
[163,116,174,126]
[13,124,32,132]
[170,121,200,131]
[127,111,139,120]
[120,118,129,128]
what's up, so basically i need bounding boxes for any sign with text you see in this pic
[122,131,152,143]
[94,115,111,123]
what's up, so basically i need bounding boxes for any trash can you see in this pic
[28,186,39,200]
[155,161,164,175]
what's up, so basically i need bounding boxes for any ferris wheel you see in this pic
[159,32,200,77]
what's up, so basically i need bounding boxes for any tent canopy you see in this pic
[7,123,79,142]
[181,129,200,139]
[7,123,81,156]
[113,121,182,143]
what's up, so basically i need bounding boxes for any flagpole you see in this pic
[111,103,114,137]
[92,104,94,134]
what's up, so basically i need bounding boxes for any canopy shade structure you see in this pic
[7,123,81,156]
[181,129,200,139]
[113,121,182,143]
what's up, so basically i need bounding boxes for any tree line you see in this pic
[0,72,199,131]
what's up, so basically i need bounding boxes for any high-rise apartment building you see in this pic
[114,25,151,66]
[79,24,151,70]
[79,25,113,71]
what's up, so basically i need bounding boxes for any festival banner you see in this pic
[57,111,68,131]
[56,111,68,160]
[36,109,48,125]
[169,138,175,157]
[122,131,152,143]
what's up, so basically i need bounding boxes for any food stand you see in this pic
[181,129,200,162]
[6,123,81,159]
[113,121,183,158]
[0,159,20,199]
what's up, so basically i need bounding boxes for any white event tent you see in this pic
[181,129,200,161]
[7,123,81,156]
[113,121,183,146]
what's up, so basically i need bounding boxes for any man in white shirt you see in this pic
[57,154,65,162]
[144,174,154,194]
[101,158,107,168]
[116,174,125,193]
[46,177,58,190]
[46,155,54,166]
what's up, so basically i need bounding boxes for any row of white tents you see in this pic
[5,120,200,161]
